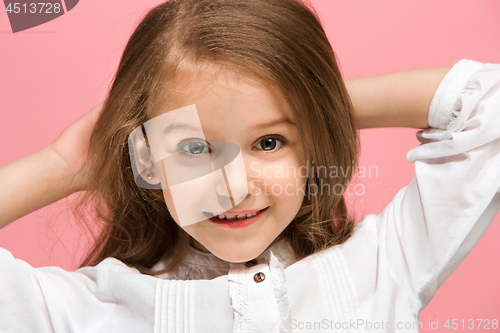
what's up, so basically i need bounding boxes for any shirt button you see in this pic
[253,272,265,283]
[245,259,258,268]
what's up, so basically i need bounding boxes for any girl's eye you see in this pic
[178,140,212,156]
[177,135,288,157]
[254,136,287,152]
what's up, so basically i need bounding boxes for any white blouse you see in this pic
[1,58,500,333]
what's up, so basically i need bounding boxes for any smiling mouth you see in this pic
[203,207,269,220]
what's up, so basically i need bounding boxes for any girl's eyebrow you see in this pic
[251,117,296,130]
[160,117,296,135]
[162,124,201,134]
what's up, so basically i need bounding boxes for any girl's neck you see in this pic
[189,234,285,255]
[190,237,210,253]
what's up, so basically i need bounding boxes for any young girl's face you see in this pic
[158,69,307,263]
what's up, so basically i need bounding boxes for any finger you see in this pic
[89,101,104,125]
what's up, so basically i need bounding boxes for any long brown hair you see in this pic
[76,0,359,275]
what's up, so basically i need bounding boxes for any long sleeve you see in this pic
[0,247,119,332]
[0,248,54,331]
[376,59,500,311]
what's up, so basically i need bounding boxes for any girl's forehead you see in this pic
[154,70,294,125]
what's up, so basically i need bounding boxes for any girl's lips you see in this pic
[207,207,269,229]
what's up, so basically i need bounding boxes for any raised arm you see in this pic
[369,59,500,310]
[345,65,453,129]
[0,103,102,229]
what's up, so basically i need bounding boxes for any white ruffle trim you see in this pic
[228,249,290,333]
[228,266,251,333]
[269,250,290,333]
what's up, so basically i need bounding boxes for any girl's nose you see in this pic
[215,179,250,203]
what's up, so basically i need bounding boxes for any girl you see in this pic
[1,0,499,332]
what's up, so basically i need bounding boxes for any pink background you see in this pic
[1,0,499,329]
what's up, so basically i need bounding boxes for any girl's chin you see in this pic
[208,246,267,263]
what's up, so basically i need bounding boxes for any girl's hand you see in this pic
[47,102,103,192]
[0,103,103,229]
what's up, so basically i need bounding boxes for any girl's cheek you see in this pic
[162,188,179,222]
[160,175,181,224]
[248,156,307,199]
[275,174,307,201]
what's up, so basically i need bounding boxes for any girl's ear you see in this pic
[128,126,162,189]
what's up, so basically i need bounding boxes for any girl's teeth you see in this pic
[216,211,259,220]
